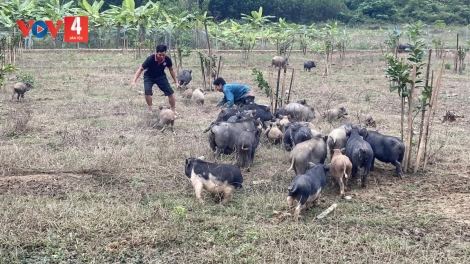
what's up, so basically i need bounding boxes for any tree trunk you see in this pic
[417,50,432,152]
[403,63,417,173]
[116,22,121,49]
[203,21,213,91]
[400,97,404,142]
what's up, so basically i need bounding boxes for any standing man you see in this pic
[213,77,256,108]
[131,44,181,115]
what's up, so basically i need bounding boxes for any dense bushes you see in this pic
[205,0,470,25]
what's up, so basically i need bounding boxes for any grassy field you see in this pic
[0,48,469,263]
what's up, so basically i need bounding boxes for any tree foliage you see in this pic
[207,0,470,25]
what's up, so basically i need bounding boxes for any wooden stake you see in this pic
[403,63,417,172]
[203,21,213,91]
[400,57,405,142]
[274,67,282,111]
[200,56,206,90]
[268,69,274,114]
[454,33,459,73]
[423,70,434,165]
[173,48,179,72]
[287,68,295,104]
[216,55,222,78]
[280,67,287,108]
[417,49,433,157]
[424,51,447,170]
[414,50,435,173]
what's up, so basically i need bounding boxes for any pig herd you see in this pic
[182,97,406,221]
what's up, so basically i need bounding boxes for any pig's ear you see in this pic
[196,156,205,160]
[308,162,316,168]
[359,127,368,137]
[340,148,346,155]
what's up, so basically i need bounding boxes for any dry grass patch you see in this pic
[0,50,469,262]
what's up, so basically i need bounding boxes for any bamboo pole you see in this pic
[200,56,206,90]
[400,57,405,142]
[216,55,222,78]
[417,49,433,154]
[269,70,275,114]
[454,34,459,73]
[274,67,282,111]
[173,48,179,72]
[280,67,287,108]
[423,51,448,170]
[403,63,417,172]
[414,51,436,173]
[423,70,434,164]
[287,68,295,104]
[203,21,213,91]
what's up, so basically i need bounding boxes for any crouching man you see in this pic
[214,77,256,108]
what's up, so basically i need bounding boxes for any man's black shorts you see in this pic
[144,75,174,96]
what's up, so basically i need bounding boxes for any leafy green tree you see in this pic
[241,7,274,50]
[37,0,75,48]
[357,0,397,21]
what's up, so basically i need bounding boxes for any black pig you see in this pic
[359,129,405,177]
[345,126,374,187]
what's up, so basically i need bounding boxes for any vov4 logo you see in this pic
[16,16,89,43]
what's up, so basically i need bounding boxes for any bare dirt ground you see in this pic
[0,49,469,263]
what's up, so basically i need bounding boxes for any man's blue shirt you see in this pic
[217,84,252,108]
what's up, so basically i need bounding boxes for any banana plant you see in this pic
[134,1,160,42]
[73,0,105,47]
[75,0,104,27]
[160,10,194,48]
[159,9,195,70]
[241,7,274,28]
[0,0,37,50]
[215,20,236,49]
[271,18,298,57]
[0,10,16,30]
[107,0,138,49]
[194,11,214,49]
[310,21,342,76]
[37,0,74,48]
[1,0,37,24]
[241,6,275,50]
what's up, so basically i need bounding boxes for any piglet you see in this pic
[158,106,175,132]
[287,162,330,221]
[330,148,353,198]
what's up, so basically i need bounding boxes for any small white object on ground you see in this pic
[316,203,338,220]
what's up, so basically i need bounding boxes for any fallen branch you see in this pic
[316,203,338,220]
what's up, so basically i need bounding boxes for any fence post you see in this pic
[466,26,468,49]
[261,25,264,50]
[427,25,430,49]
[169,28,172,51]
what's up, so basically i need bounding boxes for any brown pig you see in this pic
[330,148,353,198]
[158,106,175,132]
